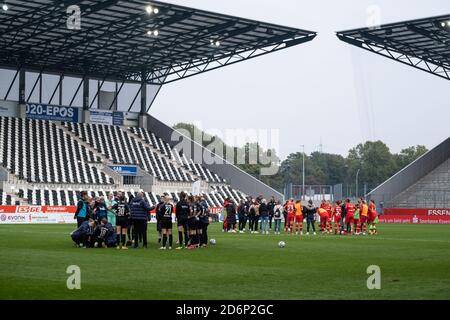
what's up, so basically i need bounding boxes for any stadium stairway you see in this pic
[54,122,126,185]
[127,127,206,183]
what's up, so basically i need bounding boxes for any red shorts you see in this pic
[368,214,376,224]
[295,215,303,222]
[346,215,354,224]
[334,217,341,223]
[287,214,295,222]
[360,215,368,223]
[319,215,328,223]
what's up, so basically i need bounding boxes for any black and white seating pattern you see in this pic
[130,127,224,183]
[16,188,246,207]
[0,117,113,185]
[1,117,248,207]
[65,122,194,182]
[0,190,12,205]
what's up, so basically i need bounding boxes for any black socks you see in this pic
[178,231,183,246]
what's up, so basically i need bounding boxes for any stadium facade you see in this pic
[0,0,317,212]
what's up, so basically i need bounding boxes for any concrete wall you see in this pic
[144,114,283,200]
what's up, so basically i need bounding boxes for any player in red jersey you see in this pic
[325,201,333,233]
[318,200,329,234]
[368,199,378,235]
[294,200,303,235]
[344,199,355,235]
[332,201,342,234]
[284,199,296,233]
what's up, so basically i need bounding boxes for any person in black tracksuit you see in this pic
[70,219,96,247]
[226,200,237,232]
[175,192,190,249]
[129,192,154,249]
[198,200,210,247]
[340,200,347,233]
[155,196,165,244]
[303,200,317,234]
[237,200,248,232]
[267,197,276,230]
[127,194,135,244]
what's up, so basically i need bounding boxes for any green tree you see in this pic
[345,141,397,195]
[174,123,429,196]
[394,145,428,171]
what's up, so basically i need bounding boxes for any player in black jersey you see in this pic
[187,196,203,249]
[155,196,165,244]
[195,198,206,247]
[186,196,197,249]
[175,192,190,249]
[112,192,130,250]
[158,196,174,250]
[199,199,210,247]
[93,218,115,248]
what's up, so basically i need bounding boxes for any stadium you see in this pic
[0,0,449,302]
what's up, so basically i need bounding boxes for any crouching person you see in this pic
[93,218,116,248]
[71,219,96,248]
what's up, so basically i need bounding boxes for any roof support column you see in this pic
[39,72,43,104]
[19,69,26,105]
[140,72,147,115]
[59,74,64,106]
[83,76,89,110]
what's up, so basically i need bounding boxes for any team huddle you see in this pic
[70,191,210,250]
[223,196,379,236]
[69,190,379,250]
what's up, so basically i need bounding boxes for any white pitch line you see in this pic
[311,235,450,244]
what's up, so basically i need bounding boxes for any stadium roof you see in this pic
[337,14,450,81]
[0,0,316,85]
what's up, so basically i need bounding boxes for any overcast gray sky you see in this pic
[150,0,450,160]
[1,0,448,160]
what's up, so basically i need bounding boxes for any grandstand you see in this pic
[0,1,316,208]
[369,137,450,210]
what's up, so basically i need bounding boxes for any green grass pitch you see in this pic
[0,223,449,300]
